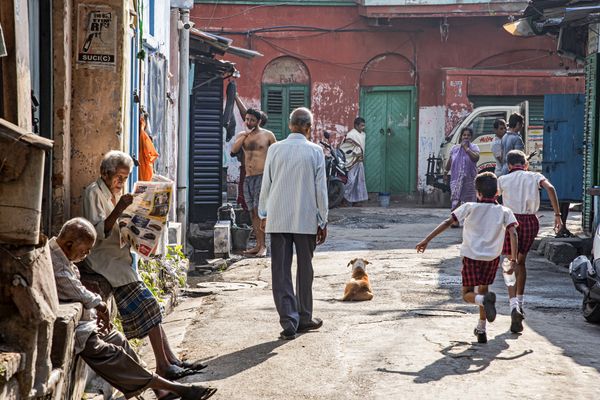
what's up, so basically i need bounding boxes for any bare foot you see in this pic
[253,247,267,258]
[243,246,260,255]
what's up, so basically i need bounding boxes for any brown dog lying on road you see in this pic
[342,258,373,301]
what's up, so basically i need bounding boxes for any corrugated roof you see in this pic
[190,28,262,59]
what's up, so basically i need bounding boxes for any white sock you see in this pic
[476,319,486,331]
[474,294,484,306]
[509,297,519,311]
[517,295,524,308]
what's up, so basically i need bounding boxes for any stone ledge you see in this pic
[51,302,83,368]
[545,241,579,266]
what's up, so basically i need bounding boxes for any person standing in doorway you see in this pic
[491,118,507,177]
[340,117,368,206]
[258,107,329,340]
[231,108,276,257]
[500,113,525,175]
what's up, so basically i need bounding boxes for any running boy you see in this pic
[498,150,563,333]
[417,172,518,343]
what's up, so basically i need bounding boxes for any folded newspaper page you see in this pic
[118,180,173,258]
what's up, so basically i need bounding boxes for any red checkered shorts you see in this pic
[502,214,539,256]
[461,256,500,287]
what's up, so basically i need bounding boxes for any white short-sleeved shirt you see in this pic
[452,202,518,261]
[498,170,546,215]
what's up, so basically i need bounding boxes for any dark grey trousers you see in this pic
[270,233,317,332]
[81,330,153,398]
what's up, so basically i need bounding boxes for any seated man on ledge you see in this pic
[50,217,217,400]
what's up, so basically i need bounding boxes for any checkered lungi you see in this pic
[503,214,539,256]
[461,256,500,287]
[113,281,162,340]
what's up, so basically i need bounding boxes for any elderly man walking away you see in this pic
[231,108,277,257]
[258,107,329,340]
[340,117,368,206]
[83,151,205,381]
[50,218,217,400]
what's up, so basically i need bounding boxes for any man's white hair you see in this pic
[58,217,97,243]
[289,107,313,127]
[100,150,134,177]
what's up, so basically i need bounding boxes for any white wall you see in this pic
[417,106,445,193]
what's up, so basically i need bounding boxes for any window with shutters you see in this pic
[261,85,310,140]
[261,57,311,140]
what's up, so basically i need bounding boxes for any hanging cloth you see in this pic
[223,80,237,141]
[139,115,159,181]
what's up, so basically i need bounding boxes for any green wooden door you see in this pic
[362,87,416,194]
[261,84,310,140]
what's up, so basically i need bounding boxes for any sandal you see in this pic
[181,385,217,400]
[163,365,198,380]
[179,360,208,371]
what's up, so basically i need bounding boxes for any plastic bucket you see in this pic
[231,225,253,251]
[378,192,391,208]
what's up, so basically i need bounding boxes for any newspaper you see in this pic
[118,180,173,259]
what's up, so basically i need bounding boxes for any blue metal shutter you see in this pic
[189,69,223,223]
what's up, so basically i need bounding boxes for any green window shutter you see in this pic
[261,84,310,140]
[262,85,286,140]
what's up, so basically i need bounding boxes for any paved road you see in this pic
[140,206,600,400]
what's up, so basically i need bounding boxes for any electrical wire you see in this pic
[257,36,415,74]
[193,2,294,21]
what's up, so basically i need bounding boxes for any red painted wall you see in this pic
[192,4,581,137]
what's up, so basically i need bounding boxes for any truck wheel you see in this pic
[582,296,600,323]
[328,181,345,209]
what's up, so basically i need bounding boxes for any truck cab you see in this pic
[426,102,529,191]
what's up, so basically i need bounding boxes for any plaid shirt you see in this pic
[49,238,102,354]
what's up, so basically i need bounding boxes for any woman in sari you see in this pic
[445,127,480,224]
[340,117,368,205]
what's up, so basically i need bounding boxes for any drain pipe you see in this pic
[177,8,191,250]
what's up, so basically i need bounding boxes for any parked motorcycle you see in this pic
[320,131,348,209]
[569,226,600,322]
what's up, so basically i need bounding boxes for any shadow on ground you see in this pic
[192,340,288,381]
[377,332,532,383]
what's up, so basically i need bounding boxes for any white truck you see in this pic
[426,101,542,191]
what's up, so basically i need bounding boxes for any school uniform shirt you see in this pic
[498,170,546,214]
[83,178,137,287]
[49,238,102,354]
[452,202,518,261]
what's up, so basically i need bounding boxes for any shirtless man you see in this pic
[231,108,276,256]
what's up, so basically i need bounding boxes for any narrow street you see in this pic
[138,206,600,400]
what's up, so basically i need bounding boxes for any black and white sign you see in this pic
[77,5,116,68]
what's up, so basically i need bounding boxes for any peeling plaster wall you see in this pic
[417,106,445,192]
[194,4,583,195]
[51,0,73,234]
[313,81,357,146]
[69,0,129,215]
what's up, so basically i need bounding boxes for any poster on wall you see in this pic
[526,126,544,173]
[76,4,116,69]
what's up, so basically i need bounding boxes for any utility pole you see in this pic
[177,7,191,251]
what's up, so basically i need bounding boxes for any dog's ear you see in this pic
[364,260,370,265]
[347,258,357,267]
